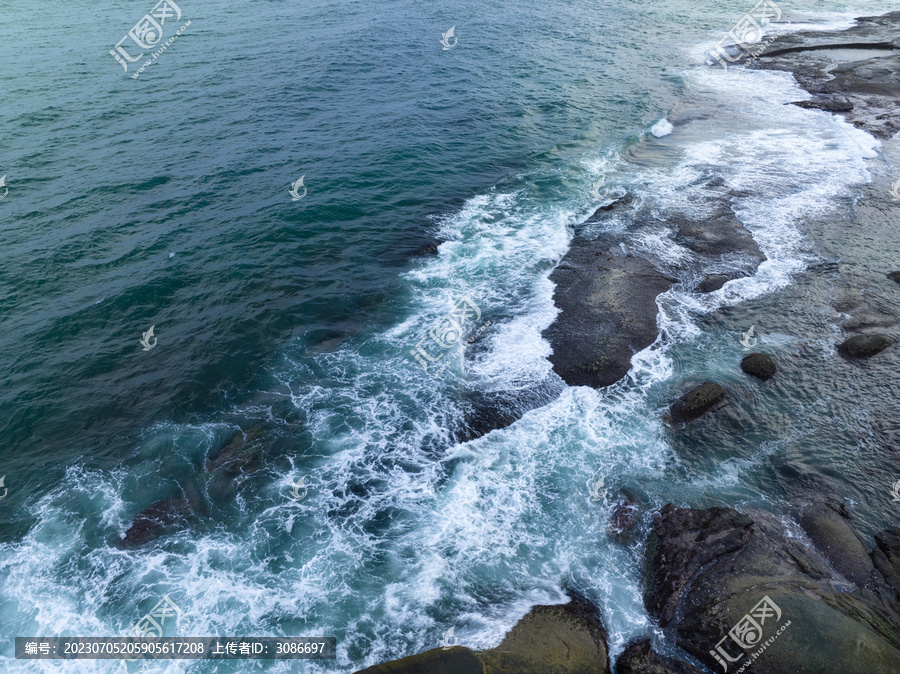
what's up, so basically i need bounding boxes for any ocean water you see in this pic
[2,0,900,671]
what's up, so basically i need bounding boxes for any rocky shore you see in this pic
[356,9,900,674]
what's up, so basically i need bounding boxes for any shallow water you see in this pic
[2,0,899,671]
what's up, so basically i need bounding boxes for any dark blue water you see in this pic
[2,0,899,671]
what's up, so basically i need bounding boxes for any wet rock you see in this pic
[797,500,882,589]
[587,194,634,220]
[356,594,610,674]
[609,497,642,541]
[477,593,610,674]
[888,271,900,284]
[696,274,729,293]
[122,496,192,547]
[643,504,900,673]
[790,97,855,112]
[749,12,900,138]
[740,353,777,380]
[355,646,484,674]
[205,427,268,501]
[668,382,728,424]
[838,334,893,358]
[670,206,766,264]
[615,638,704,674]
[872,529,900,605]
[543,239,674,388]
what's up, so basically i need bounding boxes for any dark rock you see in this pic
[477,593,610,674]
[740,353,777,380]
[749,13,900,138]
[888,271,900,284]
[696,274,729,293]
[615,638,704,674]
[588,194,634,219]
[609,497,642,541]
[668,382,728,424]
[354,647,484,674]
[797,500,881,589]
[357,594,610,674]
[790,98,855,112]
[873,529,900,604]
[122,496,192,547]
[643,504,900,673]
[670,206,766,264]
[452,379,565,444]
[543,240,674,388]
[838,334,893,358]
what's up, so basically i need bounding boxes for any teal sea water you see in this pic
[2,0,900,671]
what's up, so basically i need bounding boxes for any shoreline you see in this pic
[358,9,900,673]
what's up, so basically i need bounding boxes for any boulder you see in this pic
[615,638,704,674]
[740,353,777,380]
[668,382,728,424]
[356,594,610,674]
[888,271,900,284]
[477,594,610,674]
[355,647,484,674]
[838,334,893,358]
[696,274,729,293]
[643,504,900,674]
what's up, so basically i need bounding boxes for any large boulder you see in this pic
[543,240,674,388]
[643,504,900,674]
[668,382,728,424]
[740,353,777,380]
[477,594,609,673]
[838,334,893,358]
[355,595,610,674]
[355,647,484,674]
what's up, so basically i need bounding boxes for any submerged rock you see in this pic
[543,240,674,388]
[740,353,777,380]
[888,271,900,284]
[615,638,704,674]
[609,497,642,541]
[838,334,893,358]
[122,496,192,547]
[643,504,900,674]
[355,594,610,674]
[668,382,728,424]
[696,274,729,293]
